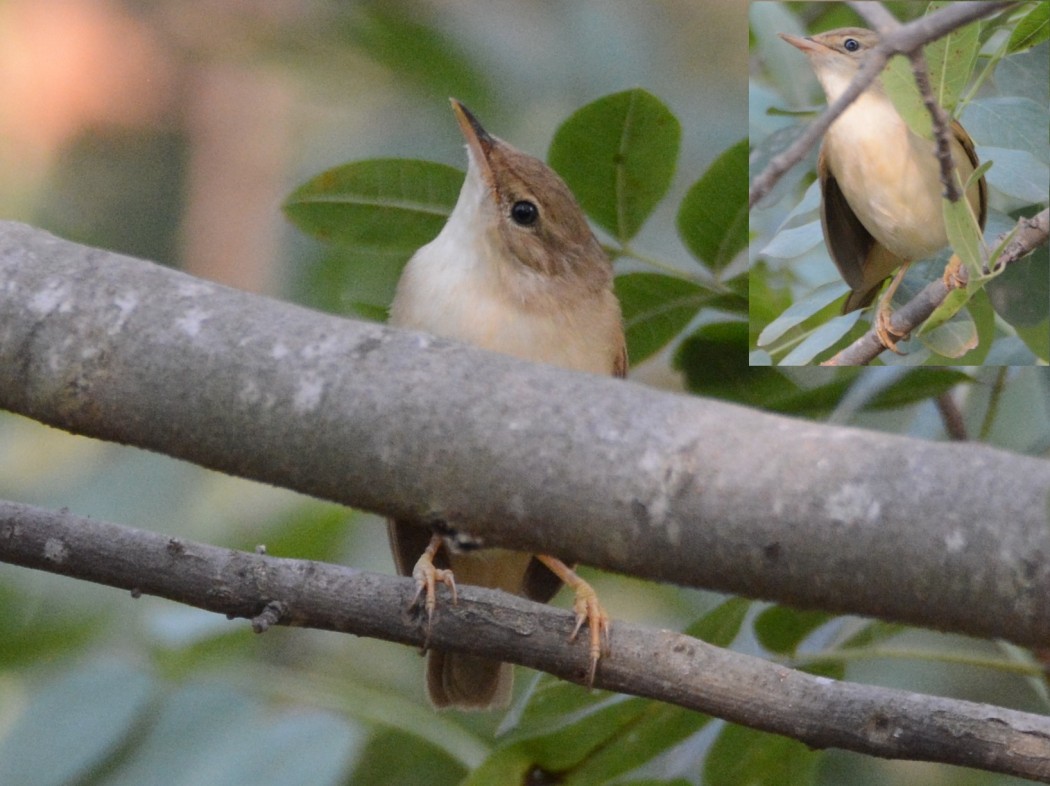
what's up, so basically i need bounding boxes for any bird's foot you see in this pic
[411,534,457,648]
[875,303,906,354]
[942,254,967,290]
[536,555,610,686]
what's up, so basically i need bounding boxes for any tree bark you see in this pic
[1,220,1048,650]
[3,500,1048,781]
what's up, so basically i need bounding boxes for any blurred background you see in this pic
[0,1,1046,785]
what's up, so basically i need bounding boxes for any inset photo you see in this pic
[749,1,1049,366]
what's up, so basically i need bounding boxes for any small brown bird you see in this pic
[779,27,987,352]
[388,99,626,709]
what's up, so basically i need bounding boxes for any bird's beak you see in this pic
[778,32,822,54]
[450,98,497,190]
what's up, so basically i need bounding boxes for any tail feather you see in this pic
[427,651,513,710]
[842,280,884,314]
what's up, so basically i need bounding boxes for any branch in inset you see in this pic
[821,209,1048,365]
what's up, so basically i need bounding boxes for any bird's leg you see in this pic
[874,261,911,354]
[535,555,609,685]
[411,534,457,647]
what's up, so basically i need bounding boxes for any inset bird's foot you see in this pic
[875,303,906,354]
[942,254,967,290]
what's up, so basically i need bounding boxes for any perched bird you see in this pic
[779,27,987,352]
[388,99,626,709]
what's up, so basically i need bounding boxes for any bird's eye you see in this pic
[843,38,860,52]
[510,200,539,227]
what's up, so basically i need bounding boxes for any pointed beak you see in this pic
[450,98,496,188]
[778,32,817,52]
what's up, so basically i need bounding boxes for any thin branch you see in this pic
[1,220,1048,648]
[908,46,963,203]
[935,392,968,441]
[821,209,1048,365]
[2,500,1048,781]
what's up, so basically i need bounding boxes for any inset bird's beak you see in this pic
[777,32,821,54]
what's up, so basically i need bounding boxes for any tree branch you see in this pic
[821,208,1049,365]
[3,500,1048,781]
[1,221,1048,648]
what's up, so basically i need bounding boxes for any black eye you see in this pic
[510,200,539,227]
[843,37,860,52]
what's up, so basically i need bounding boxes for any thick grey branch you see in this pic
[1,221,1049,648]
[2,501,1048,780]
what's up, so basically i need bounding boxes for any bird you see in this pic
[387,98,626,709]
[779,27,987,352]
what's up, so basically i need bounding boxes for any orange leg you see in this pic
[874,261,911,354]
[411,534,457,644]
[535,554,609,685]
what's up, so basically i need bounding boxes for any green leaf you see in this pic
[685,597,752,647]
[234,502,355,563]
[758,282,851,347]
[883,55,932,138]
[838,620,907,649]
[674,322,752,401]
[942,194,986,282]
[919,308,979,359]
[924,3,980,110]
[615,273,710,364]
[291,245,407,320]
[882,9,979,136]
[283,158,462,251]
[988,237,1050,327]
[704,724,821,786]
[753,607,831,655]
[917,286,971,337]
[487,676,710,785]
[0,584,99,667]
[568,704,710,784]
[679,346,971,415]
[469,685,641,783]
[677,139,749,273]
[865,368,973,406]
[1007,1,1050,52]
[351,729,467,786]
[548,89,680,242]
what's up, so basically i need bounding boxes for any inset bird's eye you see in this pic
[510,200,539,226]
[844,38,860,52]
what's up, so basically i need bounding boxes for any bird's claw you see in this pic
[942,254,967,290]
[875,304,906,354]
[568,580,610,686]
[411,540,457,648]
